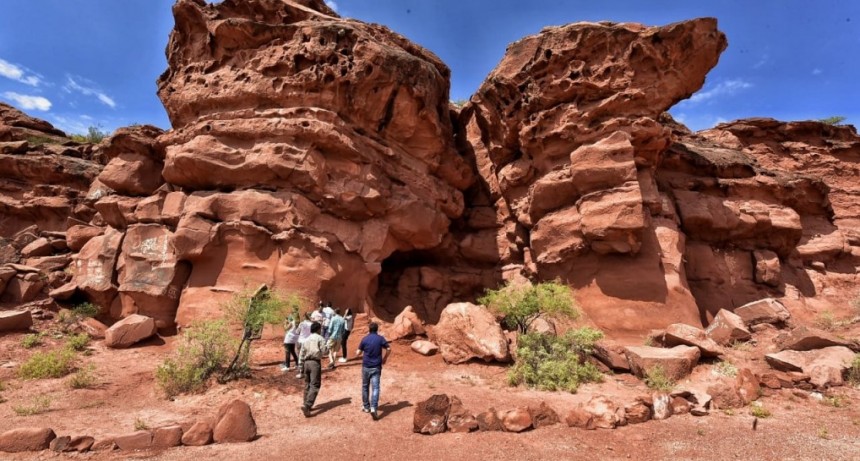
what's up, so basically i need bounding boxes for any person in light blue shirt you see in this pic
[356,322,390,420]
[326,310,346,369]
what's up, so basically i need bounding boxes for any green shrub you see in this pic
[508,328,604,393]
[71,302,99,318]
[847,355,860,386]
[18,349,76,379]
[750,403,771,418]
[65,333,90,352]
[822,395,849,408]
[21,334,42,349]
[25,135,60,146]
[713,361,738,378]
[644,365,675,391]
[479,281,578,334]
[70,125,109,144]
[818,116,846,126]
[134,418,149,431]
[155,320,235,398]
[67,365,97,389]
[815,310,838,331]
[12,395,52,416]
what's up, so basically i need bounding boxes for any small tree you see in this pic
[220,285,304,382]
[478,280,578,334]
[818,116,846,125]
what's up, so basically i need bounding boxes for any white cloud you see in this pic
[2,92,52,111]
[325,0,338,12]
[753,54,769,69]
[812,68,823,76]
[0,58,42,86]
[64,75,117,108]
[49,115,89,135]
[686,79,753,105]
[97,93,116,108]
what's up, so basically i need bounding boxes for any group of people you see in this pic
[282,301,391,420]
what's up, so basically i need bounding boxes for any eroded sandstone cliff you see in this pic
[0,0,857,336]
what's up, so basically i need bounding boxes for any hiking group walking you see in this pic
[283,301,390,420]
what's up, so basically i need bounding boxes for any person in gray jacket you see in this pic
[299,321,327,417]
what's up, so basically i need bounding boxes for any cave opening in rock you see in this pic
[373,249,445,323]
[373,245,501,325]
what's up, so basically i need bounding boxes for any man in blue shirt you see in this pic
[356,321,391,421]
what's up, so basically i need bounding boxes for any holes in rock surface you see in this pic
[323,74,335,84]
[293,54,314,72]
[319,37,327,46]
[544,49,553,60]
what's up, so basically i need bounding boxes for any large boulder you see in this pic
[0,427,56,453]
[566,396,625,430]
[662,323,724,357]
[387,305,425,341]
[624,345,701,381]
[765,346,856,388]
[705,309,752,346]
[413,394,451,435]
[114,431,152,451]
[152,426,183,449]
[410,340,439,356]
[72,227,124,311]
[116,224,190,330]
[66,225,103,252]
[446,396,478,433]
[734,298,791,326]
[181,420,213,446]
[499,408,533,433]
[431,302,510,364]
[777,326,858,352]
[104,314,157,348]
[213,399,257,443]
[528,401,560,429]
[0,309,33,331]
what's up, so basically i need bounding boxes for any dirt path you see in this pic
[0,320,859,461]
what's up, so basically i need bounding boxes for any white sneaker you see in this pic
[280,365,288,371]
[338,358,347,363]
[295,373,302,379]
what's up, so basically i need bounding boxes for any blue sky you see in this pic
[1,1,857,134]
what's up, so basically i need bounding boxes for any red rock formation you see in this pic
[463,19,727,333]
[1,0,858,342]
[153,0,473,325]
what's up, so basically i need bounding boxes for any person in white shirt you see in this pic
[281,314,300,371]
[339,308,355,362]
[295,312,313,378]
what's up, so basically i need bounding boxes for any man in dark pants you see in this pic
[355,321,391,421]
[299,321,327,417]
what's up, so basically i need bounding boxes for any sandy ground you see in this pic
[0,316,859,461]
